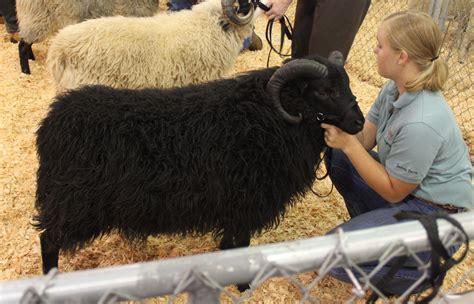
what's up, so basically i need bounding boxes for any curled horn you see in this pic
[328,50,345,66]
[266,59,328,124]
[222,0,254,25]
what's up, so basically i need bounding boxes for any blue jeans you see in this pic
[325,149,458,295]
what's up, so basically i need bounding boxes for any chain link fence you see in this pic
[1,212,472,303]
[346,0,473,156]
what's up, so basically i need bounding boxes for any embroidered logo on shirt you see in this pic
[384,128,395,147]
[396,163,419,175]
[387,129,393,141]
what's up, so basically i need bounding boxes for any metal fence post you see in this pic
[430,0,451,31]
[430,0,444,20]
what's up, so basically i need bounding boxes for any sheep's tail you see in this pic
[46,48,66,93]
[46,41,78,93]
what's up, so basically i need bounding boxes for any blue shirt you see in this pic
[367,81,473,209]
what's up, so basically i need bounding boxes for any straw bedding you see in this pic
[0,2,472,302]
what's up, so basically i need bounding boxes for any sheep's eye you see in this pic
[313,90,330,102]
[313,90,325,98]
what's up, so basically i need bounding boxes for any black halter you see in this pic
[315,97,358,125]
[251,0,270,11]
[311,96,358,187]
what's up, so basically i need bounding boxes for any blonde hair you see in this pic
[382,10,448,92]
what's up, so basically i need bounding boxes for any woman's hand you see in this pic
[265,0,292,20]
[321,123,359,153]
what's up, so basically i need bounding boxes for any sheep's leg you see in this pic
[19,40,34,74]
[233,231,251,248]
[27,43,35,60]
[234,231,251,292]
[219,230,252,292]
[218,232,235,251]
[40,232,60,274]
[219,228,251,249]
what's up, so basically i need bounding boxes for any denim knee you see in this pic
[328,265,427,295]
[326,148,348,169]
[325,148,352,181]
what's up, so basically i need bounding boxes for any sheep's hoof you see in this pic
[237,283,250,293]
[19,58,31,74]
[248,31,263,51]
[218,18,231,32]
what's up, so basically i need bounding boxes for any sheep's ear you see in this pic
[328,51,345,66]
[295,81,308,94]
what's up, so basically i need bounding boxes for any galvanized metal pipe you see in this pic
[1,212,472,304]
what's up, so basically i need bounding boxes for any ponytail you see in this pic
[405,56,448,92]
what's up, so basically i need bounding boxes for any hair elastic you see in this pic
[430,55,439,62]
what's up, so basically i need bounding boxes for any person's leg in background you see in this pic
[0,0,19,43]
[307,0,371,59]
[291,0,317,58]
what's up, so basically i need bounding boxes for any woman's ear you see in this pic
[398,50,409,65]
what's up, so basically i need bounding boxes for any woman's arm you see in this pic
[356,120,377,151]
[322,123,417,203]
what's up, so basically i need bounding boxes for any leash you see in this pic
[366,210,469,303]
[307,145,334,198]
[251,0,293,66]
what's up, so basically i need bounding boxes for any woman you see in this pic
[321,10,472,295]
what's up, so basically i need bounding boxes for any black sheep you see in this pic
[35,52,365,276]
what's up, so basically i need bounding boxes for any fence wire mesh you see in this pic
[2,212,472,304]
[346,0,473,156]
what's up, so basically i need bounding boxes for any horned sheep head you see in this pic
[221,0,255,25]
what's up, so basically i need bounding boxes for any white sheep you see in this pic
[46,0,265,92]
[16,0,161,73]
